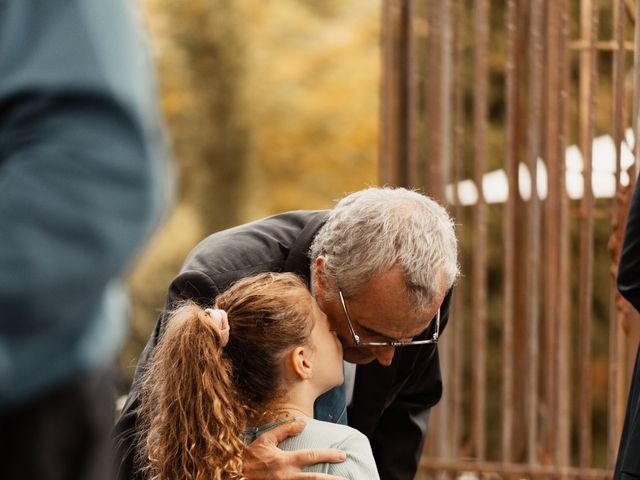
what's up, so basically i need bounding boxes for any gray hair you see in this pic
[309,187,459,310]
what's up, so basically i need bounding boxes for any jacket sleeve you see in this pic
[619,179,640,313]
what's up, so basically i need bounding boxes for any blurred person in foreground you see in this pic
[615,177,640,480]
[115,187,459,480]
[0,1,170,479]
[138,272,379,479]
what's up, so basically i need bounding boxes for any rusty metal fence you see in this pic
[379,0,640,478]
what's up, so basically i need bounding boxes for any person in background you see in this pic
[615,177,640,480]
[115,187,458,480]
[0,1,170,479]
[137,272,379,480]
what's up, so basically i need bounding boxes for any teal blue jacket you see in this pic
[0,0,170,408]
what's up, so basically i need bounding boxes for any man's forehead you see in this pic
[350,293,434,339]
[346,264,445,337]
[355,292,446,336]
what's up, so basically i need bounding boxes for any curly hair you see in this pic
[137,272,314,480]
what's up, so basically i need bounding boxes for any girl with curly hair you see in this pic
[136,272,379,480]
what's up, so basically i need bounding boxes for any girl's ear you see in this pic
[288,346,313,380]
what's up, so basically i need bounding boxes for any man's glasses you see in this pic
[338,290,440,348]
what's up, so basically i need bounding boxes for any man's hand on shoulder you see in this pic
[243,419,348,480]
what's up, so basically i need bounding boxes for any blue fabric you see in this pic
[243,416,305,445]
[0,0,170,408]
[315,383,348,425]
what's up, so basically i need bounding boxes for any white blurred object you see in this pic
[446,128,636,205]
[456,472,479,480]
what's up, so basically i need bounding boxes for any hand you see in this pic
[243,419,347,480]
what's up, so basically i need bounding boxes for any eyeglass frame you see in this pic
[338,290,440,347]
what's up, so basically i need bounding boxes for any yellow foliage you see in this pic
[124,0,382,381]
[237,0,381,218]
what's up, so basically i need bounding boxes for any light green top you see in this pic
[277,418,380,480]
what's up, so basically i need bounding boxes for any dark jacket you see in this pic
[114,210,451,480]
[615,179,640,480]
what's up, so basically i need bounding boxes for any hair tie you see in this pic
[204,308,230,347]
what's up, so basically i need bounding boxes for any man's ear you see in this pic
[313,256,327,294]
[288,346,313,380]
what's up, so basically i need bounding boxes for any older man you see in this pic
[114,187,458,480]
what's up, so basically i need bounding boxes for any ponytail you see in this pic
[137,272,315,479]
[137,302,247,480]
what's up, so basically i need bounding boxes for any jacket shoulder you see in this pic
[171,210,328,297]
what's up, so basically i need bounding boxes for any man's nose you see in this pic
[373,347,396,366]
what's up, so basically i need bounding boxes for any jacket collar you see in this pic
[283,210,329,286]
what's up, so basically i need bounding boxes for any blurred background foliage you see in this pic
[119,0,381,386]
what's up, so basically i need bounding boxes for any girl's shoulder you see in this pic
[278,419,380,479]
[278,418,372,456]
[292,418,367,447]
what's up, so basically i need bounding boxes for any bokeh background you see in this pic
[120,0,381,386]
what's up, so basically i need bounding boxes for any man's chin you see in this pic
[343,349,377,364]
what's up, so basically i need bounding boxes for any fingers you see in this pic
[243,423,347,480]
[288,448,347,466]
[256,419,307,446]
[243,442,347,480]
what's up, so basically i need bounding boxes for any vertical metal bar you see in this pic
[471,0,489,462]
[407,0,419,187]
[502,0,517,465]
[379,0,410,187]
[525,0,544,465]
[426,0,451,203]
[512,4,530,459]
[440,0,453,199]
[577,0,598,468]
[543,0,562,464]
[419,1,453,467]
[436,1,453,466]
[450,0,466,459]
[426,0,443,201]
[379,0,395,185]
[556,0,572,471]
[608,0,626,468]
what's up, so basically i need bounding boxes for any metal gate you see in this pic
[379,0,640,477]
